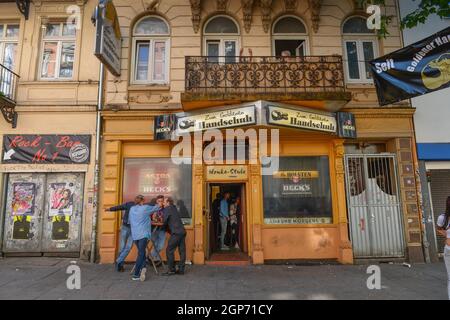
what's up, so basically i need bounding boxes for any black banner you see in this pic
[2,135,91,164]
[337,112,357,139]
[370,26,450,106]
[154,114,177,141]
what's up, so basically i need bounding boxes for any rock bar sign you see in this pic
[206,165,248,181]
[2,135,91,164]
[176,106,256,134]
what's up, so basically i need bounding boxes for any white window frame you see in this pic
[0,22,19,71]
[203,15,240,63]
[271,15,310,57]
[131,16,170,85]
[343,37,378,84]
[131,37,170,84]
[39,21,76,81]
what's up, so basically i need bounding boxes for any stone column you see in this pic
[192,139,205,264]
[249,164,264,264]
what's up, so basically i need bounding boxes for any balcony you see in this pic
[0,63,19,127]
[182,55,352,111]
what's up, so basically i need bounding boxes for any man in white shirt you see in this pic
[436,197,450,300]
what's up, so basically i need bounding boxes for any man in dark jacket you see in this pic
[162,197,187,276]
[106,195,142,272]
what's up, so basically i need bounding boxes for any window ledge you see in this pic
[128,84,170,91]
[346,83,375,89]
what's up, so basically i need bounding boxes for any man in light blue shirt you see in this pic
[219,192,230,250]
[128,195,160,281]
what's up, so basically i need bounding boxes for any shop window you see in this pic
[262,156,333,224]
[204,16,240,63]
[131,16,170,84]
[123,158,192,225]
[40,22,76,80]
[342,16,378,83]
[272,16,308,57]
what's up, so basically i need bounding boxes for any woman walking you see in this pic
[437,196,450,300]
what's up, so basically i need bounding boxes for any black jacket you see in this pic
[163,205,186,235]
[108,202,135,227]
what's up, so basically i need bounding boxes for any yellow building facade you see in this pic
[0,0,425,265]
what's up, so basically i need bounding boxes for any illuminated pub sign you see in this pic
[262,156,333,225]
[122,158,193,225]
[2,135,91,164]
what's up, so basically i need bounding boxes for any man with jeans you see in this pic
[162,197,186,276]
[149,195,166,266]
[219,192,230,250]
[106,196,141,272]
[129,196,160,281]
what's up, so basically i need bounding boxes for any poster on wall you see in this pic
[52,215,70,240]
[49,182,75,216]
[2,135,91,164]
[370,26,450,106]
[11,183,35,216]
[154,114,177,141]
[12,215,31,240]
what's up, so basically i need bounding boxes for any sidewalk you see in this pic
[0,257,447,300]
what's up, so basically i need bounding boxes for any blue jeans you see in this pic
[150,229,166,261]
[116,225,133,265]
[133,238,148,277]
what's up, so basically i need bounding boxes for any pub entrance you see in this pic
[205,183,249,263]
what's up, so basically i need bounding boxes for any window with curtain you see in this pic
[272,16,308,57]
[0,23,19,70]
[204,16,240,63]
[262,156,333,224]
[132,16,170,84]
[40,22,76,80]
[342,16,377,83]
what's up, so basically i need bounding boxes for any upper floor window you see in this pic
[203,16,240,63]
[0,23,19,71]
[272,16,308,57]
[40,22,76,80]
[132,16,170,84]
[342,16,377,83]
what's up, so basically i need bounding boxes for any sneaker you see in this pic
[221,246,230,251]
[131,276,140,281]
[116,263,125,272]
[140,267,147,282]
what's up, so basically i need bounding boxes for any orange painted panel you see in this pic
[262,227,339,260]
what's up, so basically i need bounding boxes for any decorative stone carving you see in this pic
[190,0,202,33]
[241,0,254,33]
[284,0,298,12]
[217,0,228,11]
[308,0,322,33]
[259,0,273,33]
[146,0,161,11]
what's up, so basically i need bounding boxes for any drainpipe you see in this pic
[90,63,104,263]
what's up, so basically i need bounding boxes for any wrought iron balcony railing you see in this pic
[0,63,19,103]
[184,55,347,100]
[0,63,19,127]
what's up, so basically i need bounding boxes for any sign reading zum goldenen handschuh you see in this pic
[176,106,256,134]
[370,26,450,106]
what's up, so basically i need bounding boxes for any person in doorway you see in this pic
[129,196,161,281]
[106,195,142,272]
[229,197,241,249]
[162,197,187,276]
[149,195,166,267]
[436,196,450,300]
[211,193,222,249]
[219,192,231,250]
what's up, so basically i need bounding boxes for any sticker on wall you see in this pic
[12,215,32,240]
[49,182,75,216]
[11,183,35,216]
[52,215,70,241]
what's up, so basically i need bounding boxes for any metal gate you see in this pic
[344,154,405,258]
[2,173,84,255]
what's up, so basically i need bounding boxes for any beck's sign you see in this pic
[370,26,450,106]
[2,135,91,164]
